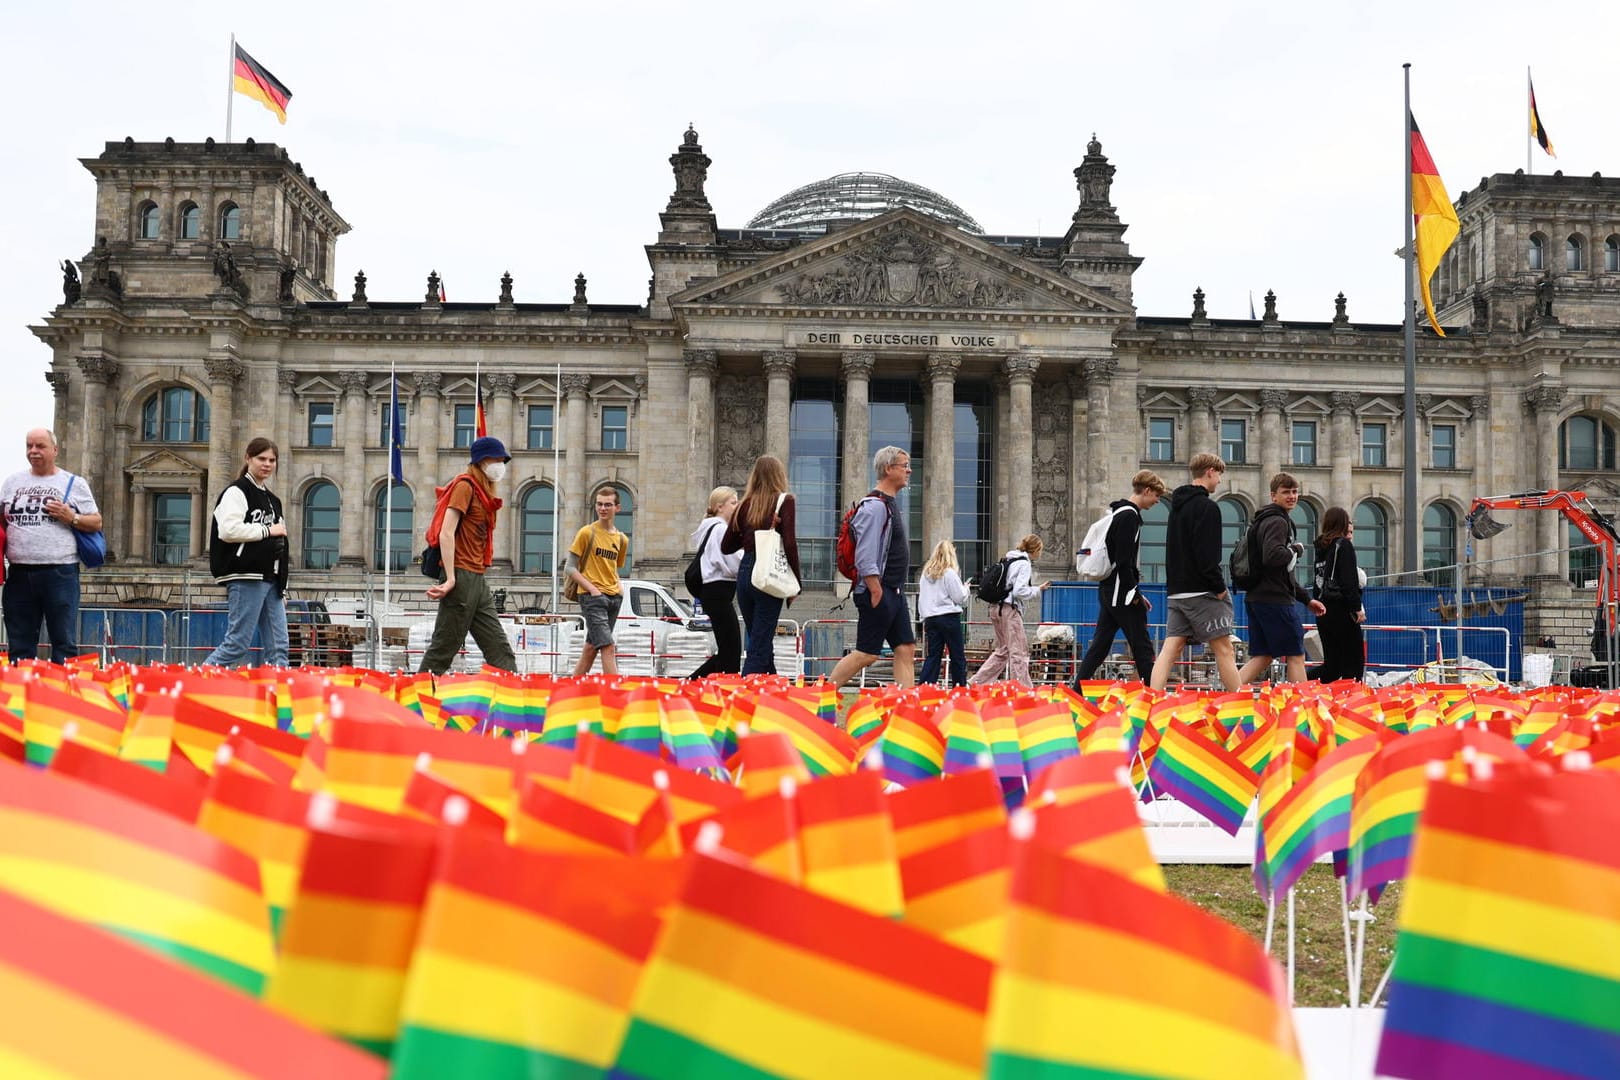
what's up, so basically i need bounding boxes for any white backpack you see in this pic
[1075,505,1132,581]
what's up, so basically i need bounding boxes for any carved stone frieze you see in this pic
[714,373,766,485]
[337,369,369,395]
[1187,386,1218,410]
[683,349,719,379]
[1470,394,1489,416]
[204,355,245,385]
[1032,382,1072,560]
[76,355,120,385]
[416,370,443,396]
[485,372,517,396]
[1330,391,1361,415]
[1259,388,1288,411]
[1524,384,1565,413]
[560,373,591,398]
[277,367,299,392]
[778,231,1025,309]
[1082,357,1118,384]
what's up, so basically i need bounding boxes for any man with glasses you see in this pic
[567,485,628,676]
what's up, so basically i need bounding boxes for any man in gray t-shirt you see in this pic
[1,428,102,662]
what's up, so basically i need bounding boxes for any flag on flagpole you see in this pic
[232,44,292,124]
[439,277,448,303]
[1529,75,1555,158]
[474,365,487,438]
[1249,291,1257,320]
[1409,112,1460,337]
[389,368,405,484]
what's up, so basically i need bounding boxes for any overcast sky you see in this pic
[4,0,1614,462]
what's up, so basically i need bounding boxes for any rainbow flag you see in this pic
[748,694,857,777]
[615,852,992,1079]
[264,817,439,1057]
[1028,749,1132,806]
[402,764,508,833]
[394,832,684,1078]
[0,764,276,994]
[877,703,946,785]
[1254,733,1393,899]
[1029,781,1165,892]
[195,767,318,938]
[47,735,203,822]
[986,839,1303,1079]
[434,671,496,733]
[22,677,123,766]
[888,767,1006,858]
[659,694,721,771]
[845,695,887,744]
[0,888,384,1079]
[680,789,803,882]
[1014,697,1080,777]
[977,697,1026,781]
[937,697,993,775]
[794,770,904,918]
[569,733,740,825]
[899,823,1009,958]
[1377,768,1620,1079]
[1147,720,1260,836]
[509,775,674,857]
[729,730,811,798]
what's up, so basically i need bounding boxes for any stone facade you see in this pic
[29,134,1620,642]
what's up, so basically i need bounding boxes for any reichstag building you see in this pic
[31,129,1620,634]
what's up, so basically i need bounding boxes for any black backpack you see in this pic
[1228,522,1262,591]
[977,553,1027,604]
[684,522,721,596]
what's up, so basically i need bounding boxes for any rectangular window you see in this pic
[1291,420,1317,466]
[152,493,191,566]
[527,404,554,450]
[601,405,628,451]
[1433,423,1457,469]
[1147,416,1175,462]
[453,404,477,449]
[789,380,841,584]
[307,402,335,447]
[379,402,407,447]
[1219,418,1247,464]
[1361,422,1387,467]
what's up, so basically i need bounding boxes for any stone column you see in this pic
[1187,386,1217,461]
[1067,371,1090,519]
[1258,388,1287,482]
[45,370,70,457]
[562,373,591,531]
[275,368,298,471]
[1526,385,1566,576]
[127,482,149,566]
[683,349,719,527]
[337,369,369,566]
[840,351,875,505]
[74,355,118,511]
[761,350,797,463]
[108,422,132,564]
[1004,354,1040,546]
[1084,358,1117,522]
[925,353,959,548]
[1470,394,1493,539]
[415,371,442,491]
[1329,391,1359,505]
[204,354,244,518]
[486,372,517,446]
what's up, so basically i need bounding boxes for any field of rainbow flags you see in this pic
[1,655,1617,1079]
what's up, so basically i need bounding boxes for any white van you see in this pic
[566,579,717,676]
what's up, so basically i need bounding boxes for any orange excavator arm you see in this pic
[1466,489,1620,630]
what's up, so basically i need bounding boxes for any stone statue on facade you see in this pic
[1534,274,1556,323]
[667,125,713,212]
[86,236,122,297]
[352,269,368,304]
[1073,134,1117,221]
[1472,291,1489,331]
[572,272,589,309]
[278,260,298,304]
[212,241,246,296]
[499,271,514,305]
[426,270,442,304]
[61,259,81,304]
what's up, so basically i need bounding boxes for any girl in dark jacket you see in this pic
[204,437,290,668]
[1308,505,1366,682]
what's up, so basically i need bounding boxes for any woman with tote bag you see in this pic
[721,455,801,676]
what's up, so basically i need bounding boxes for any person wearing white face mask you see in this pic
[418,436,516,675]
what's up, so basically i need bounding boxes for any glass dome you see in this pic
[746,172,982,234]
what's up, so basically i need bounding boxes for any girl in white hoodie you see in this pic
[918,540,970,686]
[686,486,743,678]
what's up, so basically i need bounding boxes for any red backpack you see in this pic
[419,474,499,578]
[834,491,891,581]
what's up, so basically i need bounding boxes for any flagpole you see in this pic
[551,363,563,616]
[1526,67,1533,176]
[1402,63,1419,579]
[385,360,395,612]
[225,33,236,144]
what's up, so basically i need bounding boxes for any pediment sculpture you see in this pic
[778,232,1024,309]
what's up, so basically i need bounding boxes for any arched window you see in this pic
[1607,236,1620,273]
[303,481,341,570]
[1217,497,1248,556]
[1571,520,1601,588]
[1559,415,1618,471]
[1423,503,1458,587]
[520,484,556,573]
[1528,234,1545,271]
[1567,235,1585,272]
[1290,500,1319,589]
[612,484,634,572]
[138,202,160,240]
[372,483,413,572]
[219,203,242,240]
[178,203,200,240]
[1353,503,1388,583]
[140,387,211,443]
[1138,500,1169,584]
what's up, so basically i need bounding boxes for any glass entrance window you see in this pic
[869,381,924,576]
[152,493,191,565]
[952,385,994,583]
[788,380,841,583]
[372,483,413,572]
[1138,500,1170,583]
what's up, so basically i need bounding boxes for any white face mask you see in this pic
[482,462,508,483]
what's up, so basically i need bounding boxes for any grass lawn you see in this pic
[1164,864,1401,1007]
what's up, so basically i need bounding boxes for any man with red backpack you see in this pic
[828,446,916,689]
[418,437,516,675]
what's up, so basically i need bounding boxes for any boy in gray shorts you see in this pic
[1150,452,1242,691]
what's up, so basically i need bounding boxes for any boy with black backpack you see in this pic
[418,437,516,676]
[1074,469,1166,685]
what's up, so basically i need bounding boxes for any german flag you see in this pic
[1409,112,1459,337]
[1529,75,1556,158]
[233,43,292,124]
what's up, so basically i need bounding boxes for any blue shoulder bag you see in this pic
[62,474,107,569]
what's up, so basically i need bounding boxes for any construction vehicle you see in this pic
[1466,490,1620,685]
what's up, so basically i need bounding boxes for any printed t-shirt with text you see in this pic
[571,523,626,596]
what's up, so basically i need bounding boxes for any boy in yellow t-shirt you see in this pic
[567,484,628,675]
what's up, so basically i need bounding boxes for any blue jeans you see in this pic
[205,580,289,668]
[735,552,783,675]
[3,563,80,663]
[920,612,966,687]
